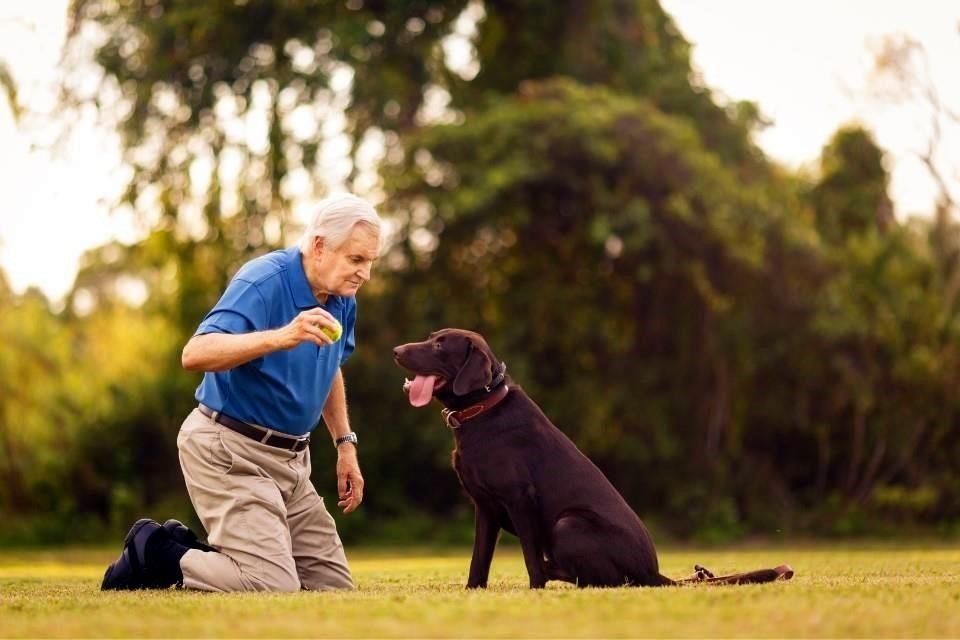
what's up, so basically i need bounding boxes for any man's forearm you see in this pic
[322,370,354,443]
[326,368,363,513]
[181,331,282,372]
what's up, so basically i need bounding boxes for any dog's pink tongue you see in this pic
[408,375,437,407]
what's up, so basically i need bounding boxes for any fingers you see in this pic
[338,490,359,513]
[301,308,339,333]
[337,471,364,514]
[341,493,362,513]
[301,322,333,346]
[340,478,363,513]
[338,493,357,513]
[297,308,345,347]
[351,473,364,506]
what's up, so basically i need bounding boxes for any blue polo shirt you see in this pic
[193,246,356,436]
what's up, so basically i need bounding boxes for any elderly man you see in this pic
[101,193,382,592]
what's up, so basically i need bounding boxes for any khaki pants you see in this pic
[176,408,353,592]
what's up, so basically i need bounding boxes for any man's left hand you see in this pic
[336,446,364,514]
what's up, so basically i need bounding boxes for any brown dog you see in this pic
[394,328,794,589]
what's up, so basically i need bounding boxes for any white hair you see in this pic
[299,193,383,253]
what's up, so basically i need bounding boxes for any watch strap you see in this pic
[334,432,358,448]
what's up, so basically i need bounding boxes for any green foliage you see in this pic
[0,280,184,539]
[448,0,768,174]
[811,126,895,242]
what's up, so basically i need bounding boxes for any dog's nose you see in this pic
[392,347,401,359]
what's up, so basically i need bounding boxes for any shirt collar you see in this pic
[286,247,321,309]
[285,246,343,311]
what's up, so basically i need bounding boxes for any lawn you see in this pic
[1,543,958,637]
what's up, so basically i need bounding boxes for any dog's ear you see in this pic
[452,342,493,395]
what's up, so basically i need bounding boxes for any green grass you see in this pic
[1,543,959,637]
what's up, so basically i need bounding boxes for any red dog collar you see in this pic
[441,385,510,429]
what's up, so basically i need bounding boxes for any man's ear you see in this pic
[452,342,493,396]
[312,235,326,256]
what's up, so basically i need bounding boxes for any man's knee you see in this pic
[182,545,303,593]
[300,570,354,591]
[246,571,302,593]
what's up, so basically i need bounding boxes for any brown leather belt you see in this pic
[197,404,310,452]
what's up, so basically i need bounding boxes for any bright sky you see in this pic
[662,0,960,215]
[1,0,959,302]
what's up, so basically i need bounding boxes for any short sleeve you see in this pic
[194,278,269,336]
[339,298,358,366]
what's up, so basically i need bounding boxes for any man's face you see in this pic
[313,223,380,297]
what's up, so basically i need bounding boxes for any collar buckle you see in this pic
[441,408,462,430]
[440,384,510,431]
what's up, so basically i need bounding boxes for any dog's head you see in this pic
[393,328,501,407]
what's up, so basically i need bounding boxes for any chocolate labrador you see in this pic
[394,328,794,589]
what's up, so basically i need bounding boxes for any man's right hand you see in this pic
[274,307,340,350]
[182,308,341,372]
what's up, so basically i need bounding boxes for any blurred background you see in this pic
[1,0,959,546]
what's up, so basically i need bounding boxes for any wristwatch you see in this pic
[334,432,358,449]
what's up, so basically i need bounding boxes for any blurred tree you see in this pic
[0,267,183,542]
[376,78,824,533]
[0,60,19,120]
[375,79,960,534]
[865,33,959,222]
[0,275,54,513]
[810,126,894,243]
[865,33,960,310]
[64,0,765,318]
[446,0,769,177]
[798,129,960,531]
[810,228,958,515]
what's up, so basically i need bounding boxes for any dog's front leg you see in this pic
[506,503,549,588]
[466,505,500,589]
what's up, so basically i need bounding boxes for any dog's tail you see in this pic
[663,563,794,586]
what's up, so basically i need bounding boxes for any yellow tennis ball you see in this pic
[322,320,342,342]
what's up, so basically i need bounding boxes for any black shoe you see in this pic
[162,519,217,553]
[101,518,190,591]
[100,518,161,591]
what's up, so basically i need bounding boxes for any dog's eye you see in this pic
[433,342,443,352]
